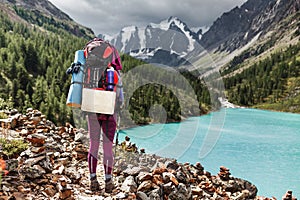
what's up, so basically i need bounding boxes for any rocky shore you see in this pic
[0,108,297,200]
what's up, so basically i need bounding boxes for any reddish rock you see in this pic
[220,166,229,172]
[162,171,179,186]
[26,134,46,147]
[189,177,197,183]
[152,174,163,185]
[204,171,212,178]
[35,178,49,185]
[30,146,46,154]
[195,162,204,170]
[152,167,167,175]
[26,124,35,134]
[72,144,88,160]
[137,180,152,192]
[57,157,70,166]
[137,172,153,182]
[30,116,41,126]
[44,185,57,197]
[59,177,68,187]
[191,186,203,196]
[59,188,72,200]
[12,192,25,199]
[218,166,231,181]
[282,190,297,200]
[140,148,145,153]
[58,126,67,135]
[17,185,31,193]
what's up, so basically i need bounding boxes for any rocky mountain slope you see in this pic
[0,0,70,21]
[196,0,300,75]
[0,0,94,39]
[201,0,300,52]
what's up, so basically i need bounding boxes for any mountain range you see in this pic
[102,0,300,70]
[100,16,202,66]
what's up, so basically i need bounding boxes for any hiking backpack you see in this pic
[83,38,122,90]
[66,37,123,113]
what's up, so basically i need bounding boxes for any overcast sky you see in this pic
[48,0,247,36]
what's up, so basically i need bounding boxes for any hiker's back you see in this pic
[66,37,123,114]
[83,38,122,90]
[81,38,123,115]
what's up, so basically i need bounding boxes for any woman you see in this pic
[83,38,123,193]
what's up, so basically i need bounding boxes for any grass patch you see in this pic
[0,138,28,159]
[0,112,7,119]
[254,94,300,113]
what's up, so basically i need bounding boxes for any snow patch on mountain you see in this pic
[150,19,169,31]
[170,17,195,52]
[138,28,146,50]
[120,26,137,52]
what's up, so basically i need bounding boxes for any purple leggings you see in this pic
[87,113,116,175]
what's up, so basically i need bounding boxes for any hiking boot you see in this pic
[90,176,100,191]
[105,178,114,193]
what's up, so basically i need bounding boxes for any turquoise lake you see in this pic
[119,108,300,198]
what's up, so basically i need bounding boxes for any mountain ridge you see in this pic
[201,0,300,52]
[101,0,300,70]
[101,16,202,66]
[0,0,71,21]
[0,0,95,39]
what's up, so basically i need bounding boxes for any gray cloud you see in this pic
[48,0,247,36]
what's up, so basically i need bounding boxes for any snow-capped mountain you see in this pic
[102,0,300,70]
[102,17,203,66]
